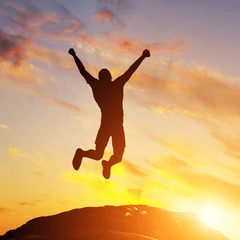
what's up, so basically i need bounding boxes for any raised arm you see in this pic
[123,49,150,80]
[68,48,96,84]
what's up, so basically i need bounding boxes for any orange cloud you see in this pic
[94,7,126,29]
[124,61,240,127]
[1,2,84,65]
[105,33,186,56]
[27,44,76,69]
[0,45,94,115]
[1,61,43,85]
[19,200,43,206]
[65,19,84,33]
[0,207,16,214]
[19,202,35,206]
[95,9,115,21]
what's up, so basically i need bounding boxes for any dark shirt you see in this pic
[86,75,129,125]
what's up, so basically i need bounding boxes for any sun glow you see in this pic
[200,208,220,224]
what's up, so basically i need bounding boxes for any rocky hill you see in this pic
[0,205,232,240]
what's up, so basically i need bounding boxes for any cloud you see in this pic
[61,171,119,199]
[95,8,115,21]
[145,133,208,166]
[0,29,28,66]
[0,2,100,115]
[2,2,84,46]
[0,60,43,85]
[95,0,132,24]
[105,33,186,56]
[124,60,240,126]
[0,207,16,214]
[19,200,43,206]
[122,60,240,170]
[201,121,240,169]
[19,202,34,206]
[125,188,143,202]
[61,169,146,203]
[0,124,10,130]
[31,169,44,177]
[185,172,240,207]
[147,155,193,170]
[9,147,27,158]
[57,199,70,205]
[146,152,240,207]
[94,7,126,29]
[122,161,147,177]
[0,46,90,115]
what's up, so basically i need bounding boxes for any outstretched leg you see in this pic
[83,144,105,160]
[72,145,106,171]
[72,121,111,171]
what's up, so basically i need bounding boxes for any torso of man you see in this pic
[88,76,128,125]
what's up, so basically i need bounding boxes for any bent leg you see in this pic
[83,145,105,161]
[83,121,111,161]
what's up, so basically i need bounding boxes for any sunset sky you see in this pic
[1,0,240,239]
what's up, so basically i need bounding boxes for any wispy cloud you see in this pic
[104,33,186,56]
[19,202,34,206]
[125,61,240,167]
[0,207,17,214]
[123,161,147,177]
[145,152,240,207]
[0,2,90,114]
[0,47,89,115]
[125,188,143,202]
[57,199,70,205]
[31,169,44,177]
[19,200,43,206]
[9,147,27,158]
[94,0,132,28]
[124,60,240,126]
[94,7,126,29]
[61,171,119,199]
[0,124,10,130]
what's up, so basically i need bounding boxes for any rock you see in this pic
[0,205,232,240]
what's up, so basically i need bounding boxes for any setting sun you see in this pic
[200,208,220,224]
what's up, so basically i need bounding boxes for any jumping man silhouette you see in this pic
[69,48,150,179]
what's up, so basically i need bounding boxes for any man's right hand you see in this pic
[142,49,150,58]
[68,48,76,56]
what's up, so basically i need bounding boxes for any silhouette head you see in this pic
[99,68,112,82]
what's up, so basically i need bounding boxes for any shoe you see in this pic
[102,160,111,179]
[72,148,84,170]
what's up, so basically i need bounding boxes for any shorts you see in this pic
[95,121,126,151]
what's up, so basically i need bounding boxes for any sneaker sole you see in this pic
[72,149,83,170]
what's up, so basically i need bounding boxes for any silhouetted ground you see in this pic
[0,205,232,240]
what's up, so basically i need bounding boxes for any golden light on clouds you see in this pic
[9,148,27,158]
[0,124,10,130]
